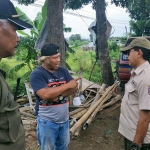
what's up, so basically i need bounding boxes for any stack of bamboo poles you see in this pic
[16,94,36,105]
[19,107,39,150]
[69,81,122,137]
[16,80,122,139]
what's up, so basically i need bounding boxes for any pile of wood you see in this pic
[69,81,122,138]
[16,94,35,106]
[16,79,122,143]
[19,107,38,150]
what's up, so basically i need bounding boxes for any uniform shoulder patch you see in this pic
[148,87,150,95]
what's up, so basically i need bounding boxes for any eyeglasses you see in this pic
[126,49,137,55]
[126,50,131,55]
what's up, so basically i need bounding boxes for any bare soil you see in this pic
[25,105,124,150]
[69,107,124,150]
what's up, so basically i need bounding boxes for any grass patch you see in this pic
[1,58,29,77]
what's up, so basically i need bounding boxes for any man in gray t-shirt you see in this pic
[30,43,79,150]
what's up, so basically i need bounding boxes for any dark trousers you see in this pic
[124,137,150,150]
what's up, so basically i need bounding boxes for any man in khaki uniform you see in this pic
[0,0,32,149]
[118,37,150,150]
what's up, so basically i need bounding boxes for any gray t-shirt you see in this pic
[30,66,73,123]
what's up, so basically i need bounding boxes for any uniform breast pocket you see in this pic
[126,84,138,105]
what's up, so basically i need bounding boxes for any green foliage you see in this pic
[109,49,121,79]
[128,0,150,35]
[111,0,150,36]
[8,63,26,74]
[110,0,128,7]
[16,7,33,26]
[69,34,82,41]
[67,34,90,69]
[89,34,93,42]
[0,61,18,79]
[109,49,121,74]
[109,49,120,60]
[108,37,127,46]
[9,6,46,96]
[108,40,119,51]
[63,24,72,33]
[65,0,93,10]
[130,19,150,36]
[119,37,127,45]
[67,49,102,83]
[68,34,89,49]
[17,0,36,6]
[0,58,26,94]
[0,61,11,72]
[8,36,39,95]
[1,58,35,96]
[69,40,88,48]
[6,5,72,96]
[15,36,38,70]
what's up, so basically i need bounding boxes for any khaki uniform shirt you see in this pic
[118,61,150,143]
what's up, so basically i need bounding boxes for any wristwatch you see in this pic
[131,142,141,150]
[59,95,64,101]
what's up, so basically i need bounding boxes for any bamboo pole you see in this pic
[69,105,89,108]
[70,109,88,119]
[78,69,82,96]
[69,94,74,107]
[83,94,122,128]
[70,82,119,135]
[16,96,35,103]
[20,111,36,119]
[101,94,122,109]
[85,90,92,101]
[100,103,121,118]
[83,92,113,129]
[69,98,94,116]
[87,88,98,94]
[90,83,106,107]
[69,108,86,116]
[74,126,82,137]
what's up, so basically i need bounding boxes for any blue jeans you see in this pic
[37,118,70,150]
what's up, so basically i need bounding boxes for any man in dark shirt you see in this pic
[30,43,79,150]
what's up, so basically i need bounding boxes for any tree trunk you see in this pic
[47,0,65,67]
[94,0,114,86]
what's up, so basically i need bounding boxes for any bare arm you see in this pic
[133,110,150,146]
[36,78,80,101]
[62,77,80,96]
[62,86,78,97]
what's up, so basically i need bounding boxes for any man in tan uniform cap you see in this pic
[118,37,150,150]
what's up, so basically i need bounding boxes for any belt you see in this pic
[141,143,150,150]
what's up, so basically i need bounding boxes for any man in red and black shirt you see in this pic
[30,43,79,150]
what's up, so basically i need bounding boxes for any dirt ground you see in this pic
[69,107,124,150]
[25,106,124,150]
[25,85,124,150]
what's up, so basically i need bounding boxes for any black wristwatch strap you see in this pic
[131,142,141,150]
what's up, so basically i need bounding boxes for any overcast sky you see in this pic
[11,0,130,39]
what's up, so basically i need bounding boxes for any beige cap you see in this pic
[121,37,150,52]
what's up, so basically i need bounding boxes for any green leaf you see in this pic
[39,2,47,29]
[16,7,33,26]
[34,12,43,31]
[64,27,72,33]
[8,63,26,74]
[21,71,31,80]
